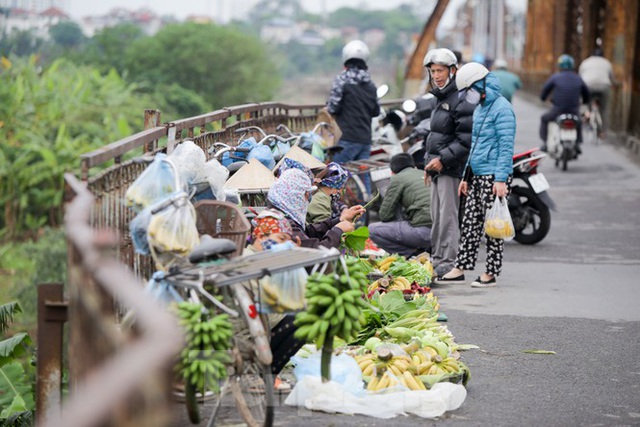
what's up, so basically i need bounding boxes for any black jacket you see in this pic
[424,82,474,179]
[327,68,380,144]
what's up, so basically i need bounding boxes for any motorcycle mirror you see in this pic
[402,99,417,113]
[376,84,389,99]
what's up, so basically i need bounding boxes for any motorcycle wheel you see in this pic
[561,146,571,171]
[509,186,551,245]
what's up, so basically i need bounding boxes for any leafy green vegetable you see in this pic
[341,226,369,252]
[387,258,432,284]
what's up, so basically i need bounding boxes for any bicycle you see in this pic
[128,192,341,426]
[583,96,604,145]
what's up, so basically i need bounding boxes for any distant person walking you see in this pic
[492,58,522,103]
[579,47,617,133]
[325,40,380,164]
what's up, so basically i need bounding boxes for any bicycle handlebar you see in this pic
[234,126,267,137]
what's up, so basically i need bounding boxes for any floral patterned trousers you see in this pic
[454,175,512,276]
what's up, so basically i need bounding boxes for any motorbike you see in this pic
[400,93,436,170]
[547,113,581,171]
[508,148,555,244]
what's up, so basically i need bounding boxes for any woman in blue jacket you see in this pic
[436,62,515,288]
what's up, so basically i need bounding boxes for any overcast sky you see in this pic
[65,0,526,24]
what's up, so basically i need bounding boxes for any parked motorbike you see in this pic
[547,113,581,171]
[508,148,555,244]
[400,93,436,170]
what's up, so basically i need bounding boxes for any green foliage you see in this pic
[0,228,67,329]
[0,56,153,238]
[123,23,280,109]
[0,29,45,57]
[48,21,86,49]
[72,23,144,76]
[0,301,35,423]
[0,302,21,333]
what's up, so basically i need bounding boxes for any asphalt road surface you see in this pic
[172,94,640,427]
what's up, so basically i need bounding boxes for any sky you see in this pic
[65,0,526,24]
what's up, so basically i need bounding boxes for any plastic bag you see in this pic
[484,196,515,241]
[147,195,200,257]
[290,351,364,396]
[167,140,207,187]
[258,241,307,313]
[247,144,276,170]
[195,158,229,201]
[125,154,181,212]
[284,376,467,419]
[298,132,326,162]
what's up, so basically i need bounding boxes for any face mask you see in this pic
[465,88,481,105]
[264,240,295,252]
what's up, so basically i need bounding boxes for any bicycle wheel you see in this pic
[226,284,274,427]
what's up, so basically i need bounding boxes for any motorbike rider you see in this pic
[422,48,475,279]
[325,40,381,164]
[539,54,590,153]
[579,47,618,133]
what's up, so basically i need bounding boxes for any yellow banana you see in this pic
[387,363,403,377]
[362,362,377,377]
[395,277,411,289]
[416,361,433,375]
[375,373,390,390]
[403,371,425,391]
[367,376,379,391]
[391,358,410,372]
[411,354,421,366]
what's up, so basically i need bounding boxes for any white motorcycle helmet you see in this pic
[423,48,458,69]
[493,58,508,70]
[455,62,489,90]
[423,48,458,86]
[342,40,370,64]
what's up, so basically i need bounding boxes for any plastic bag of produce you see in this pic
[125,154,181,212]
[147,194,200,257]
[484,196,515,241]
[167,140,207,187]
[258,241,307,313]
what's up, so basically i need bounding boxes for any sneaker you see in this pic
[470,276,497,288]
[433,274,465,285]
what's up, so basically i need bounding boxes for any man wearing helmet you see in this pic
[492,58,522,103]
[539,54,590,152]
[326,40,381,164]
[422,47,475,279]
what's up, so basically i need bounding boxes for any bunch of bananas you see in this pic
[376,255,398,273]
[259,279,304,313]
[357,347,428,392]
[368,276,412,293]
[175,302,233,393]
[409,253,434,278]
[294,257,369,347]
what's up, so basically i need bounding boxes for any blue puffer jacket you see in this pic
[465,73,515,182]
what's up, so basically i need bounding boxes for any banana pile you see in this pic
[368,276,413,292]
[294,257,370,347]
[376,255,398,273]
[355,338,469,392]
[259,270,306,313]
[175,302,233,393]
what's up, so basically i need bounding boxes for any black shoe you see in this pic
[575,145,582,154]
[433,274,465,285]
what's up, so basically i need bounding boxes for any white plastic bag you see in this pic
[125,154,181,212]
[290,351,364,396]
[484,196,515,241]
[284,376,467,419]
[147,196,200,257]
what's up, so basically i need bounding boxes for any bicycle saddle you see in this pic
[189,234,237,264]
[227,161,248,174]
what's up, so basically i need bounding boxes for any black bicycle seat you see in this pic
[189,235,237,264]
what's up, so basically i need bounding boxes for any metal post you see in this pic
[36,283,68,426]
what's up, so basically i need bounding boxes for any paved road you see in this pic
[172,95,640,426]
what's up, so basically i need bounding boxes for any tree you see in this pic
[48,21,86,49]
[0,56,156,238]
[123,23,280,110]
[0,29,45,57]
[74,23,144,75]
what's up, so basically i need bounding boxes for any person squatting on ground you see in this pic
[435,62,515,288]
[578,47,618,133]
[368,153,432,257]
[491,58,523,103]
[422,48,474,277]
[539,54,590,153]
[306,162,350,224]
[267,168,364,249]
[326,40,381,164]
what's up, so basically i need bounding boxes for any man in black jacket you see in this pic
[326,40,381,164]
[422,48,475,282]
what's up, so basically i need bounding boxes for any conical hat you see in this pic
[274,146,326,172]
[223,158,276,191]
